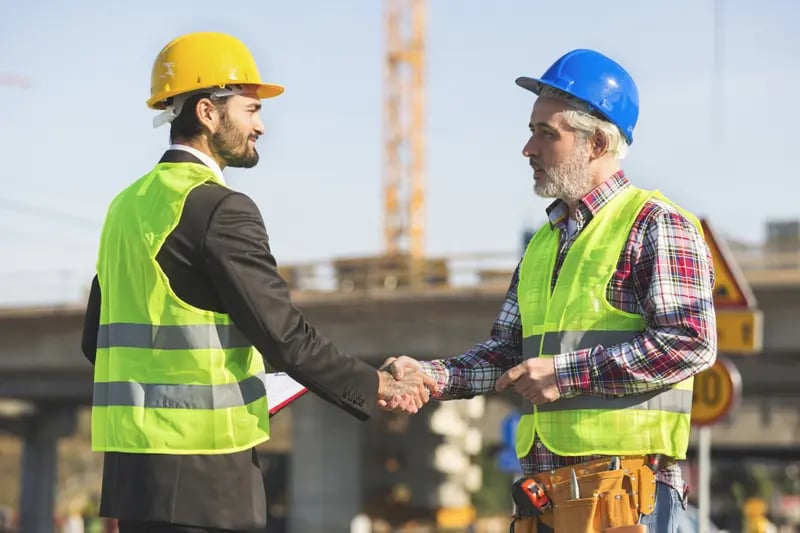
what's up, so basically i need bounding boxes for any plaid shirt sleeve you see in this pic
[554,204,717,397]
[419,263,524,400]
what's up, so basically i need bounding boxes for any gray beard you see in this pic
[534,144,593,204]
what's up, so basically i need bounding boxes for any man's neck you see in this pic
[564,163,623,217]
[591,160,622,188]
[173,137,226,170]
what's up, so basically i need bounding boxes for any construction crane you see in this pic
[383,0,426,260]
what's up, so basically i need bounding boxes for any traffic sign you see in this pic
[497,447,522,473]
[498,412,522,473]
[691,356,742,426]
[716,309,763,353]
[700,219,756,309]
[500,411,520,448]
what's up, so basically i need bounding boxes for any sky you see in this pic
[1,0,798,307]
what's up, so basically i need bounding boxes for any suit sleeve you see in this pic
[203,192,378,420]
[81,275,101,365]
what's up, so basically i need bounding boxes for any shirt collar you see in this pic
[545,171,630,229]
[168,144,226,185]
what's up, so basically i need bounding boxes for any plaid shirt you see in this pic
[420,172,716,491]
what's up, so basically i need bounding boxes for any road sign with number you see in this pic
[691,356,742,426]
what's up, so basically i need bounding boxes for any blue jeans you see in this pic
[639,482,685,533]
[537,482,684,532]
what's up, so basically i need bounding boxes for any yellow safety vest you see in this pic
[92,161,270,454]
[515,186,699,459]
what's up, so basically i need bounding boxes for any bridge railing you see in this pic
[278,247,800,294]
[278,251,522,294]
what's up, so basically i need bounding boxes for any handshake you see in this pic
[374,355,561,414]
[376,356,437,414]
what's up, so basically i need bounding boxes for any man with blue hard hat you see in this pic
[379,49,717,532]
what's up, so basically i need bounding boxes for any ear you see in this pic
[590,129,609,160]
[195,97,220,133]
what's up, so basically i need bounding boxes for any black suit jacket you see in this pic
[82,150,378,529]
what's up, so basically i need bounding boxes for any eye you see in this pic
[531,128,554,139]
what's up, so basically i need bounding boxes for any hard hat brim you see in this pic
[255,83,285,100]
[147,82,285,110]
[515,77,545,95]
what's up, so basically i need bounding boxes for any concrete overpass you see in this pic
[1,251,799,532]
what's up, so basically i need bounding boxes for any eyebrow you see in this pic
[529,121,555,131]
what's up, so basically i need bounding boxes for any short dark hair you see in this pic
[169,93,229,143]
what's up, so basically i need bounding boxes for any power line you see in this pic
[0,197,100,229]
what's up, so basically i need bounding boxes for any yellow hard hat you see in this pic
[147,32,284,110]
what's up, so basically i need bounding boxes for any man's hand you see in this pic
[496,358,561,405]
[376,355,438,413]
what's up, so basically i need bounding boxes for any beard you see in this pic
[533,142,593,203]
[211,112,259,168]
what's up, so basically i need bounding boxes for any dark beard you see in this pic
[211,112,259,168]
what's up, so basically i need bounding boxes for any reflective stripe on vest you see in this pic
[520,328,692,414]
[97,323,251,350]
[521,330,644,358]
[94,372,268,410]
[524,387,692,413]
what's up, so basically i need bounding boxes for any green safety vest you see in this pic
[515,186,699,459]
[92,161,270,454]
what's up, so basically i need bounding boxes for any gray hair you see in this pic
[539,86,629,160]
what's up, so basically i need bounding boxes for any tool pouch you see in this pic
[554,496,600,532]
[599,489,637,528]
[546,468,624,505]
[540,467,645,532]
[636,466,657,516]
[602,526,648,533]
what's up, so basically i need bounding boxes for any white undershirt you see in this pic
[168,144,226,185]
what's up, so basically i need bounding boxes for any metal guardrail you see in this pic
[734,249,800,270]
[278,248,800,294]
[278,252,521,293]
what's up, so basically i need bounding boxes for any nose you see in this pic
[522,135,537,158]
[253,114,265,136]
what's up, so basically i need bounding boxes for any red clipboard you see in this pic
[265,372,309,416]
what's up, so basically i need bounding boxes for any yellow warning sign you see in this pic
[716,309,763,353]
[691,356,742,426]
[701,219,756,309]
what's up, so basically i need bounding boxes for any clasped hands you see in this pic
[378,355,560,414]
[376,355,437,414]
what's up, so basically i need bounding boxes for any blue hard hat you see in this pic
[516,49,639,144]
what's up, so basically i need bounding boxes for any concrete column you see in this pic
[19,406,76,533]
[288,395,363,533]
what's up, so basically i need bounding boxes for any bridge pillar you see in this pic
[17,404,77,533]
[288,395,364,533]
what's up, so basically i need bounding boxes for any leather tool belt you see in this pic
[510,456,660,533]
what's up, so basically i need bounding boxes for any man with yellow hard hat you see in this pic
[81,32,435,532]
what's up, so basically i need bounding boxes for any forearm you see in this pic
[420,341,519,400]
[419,267,524,400]
[206,193,378,419]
